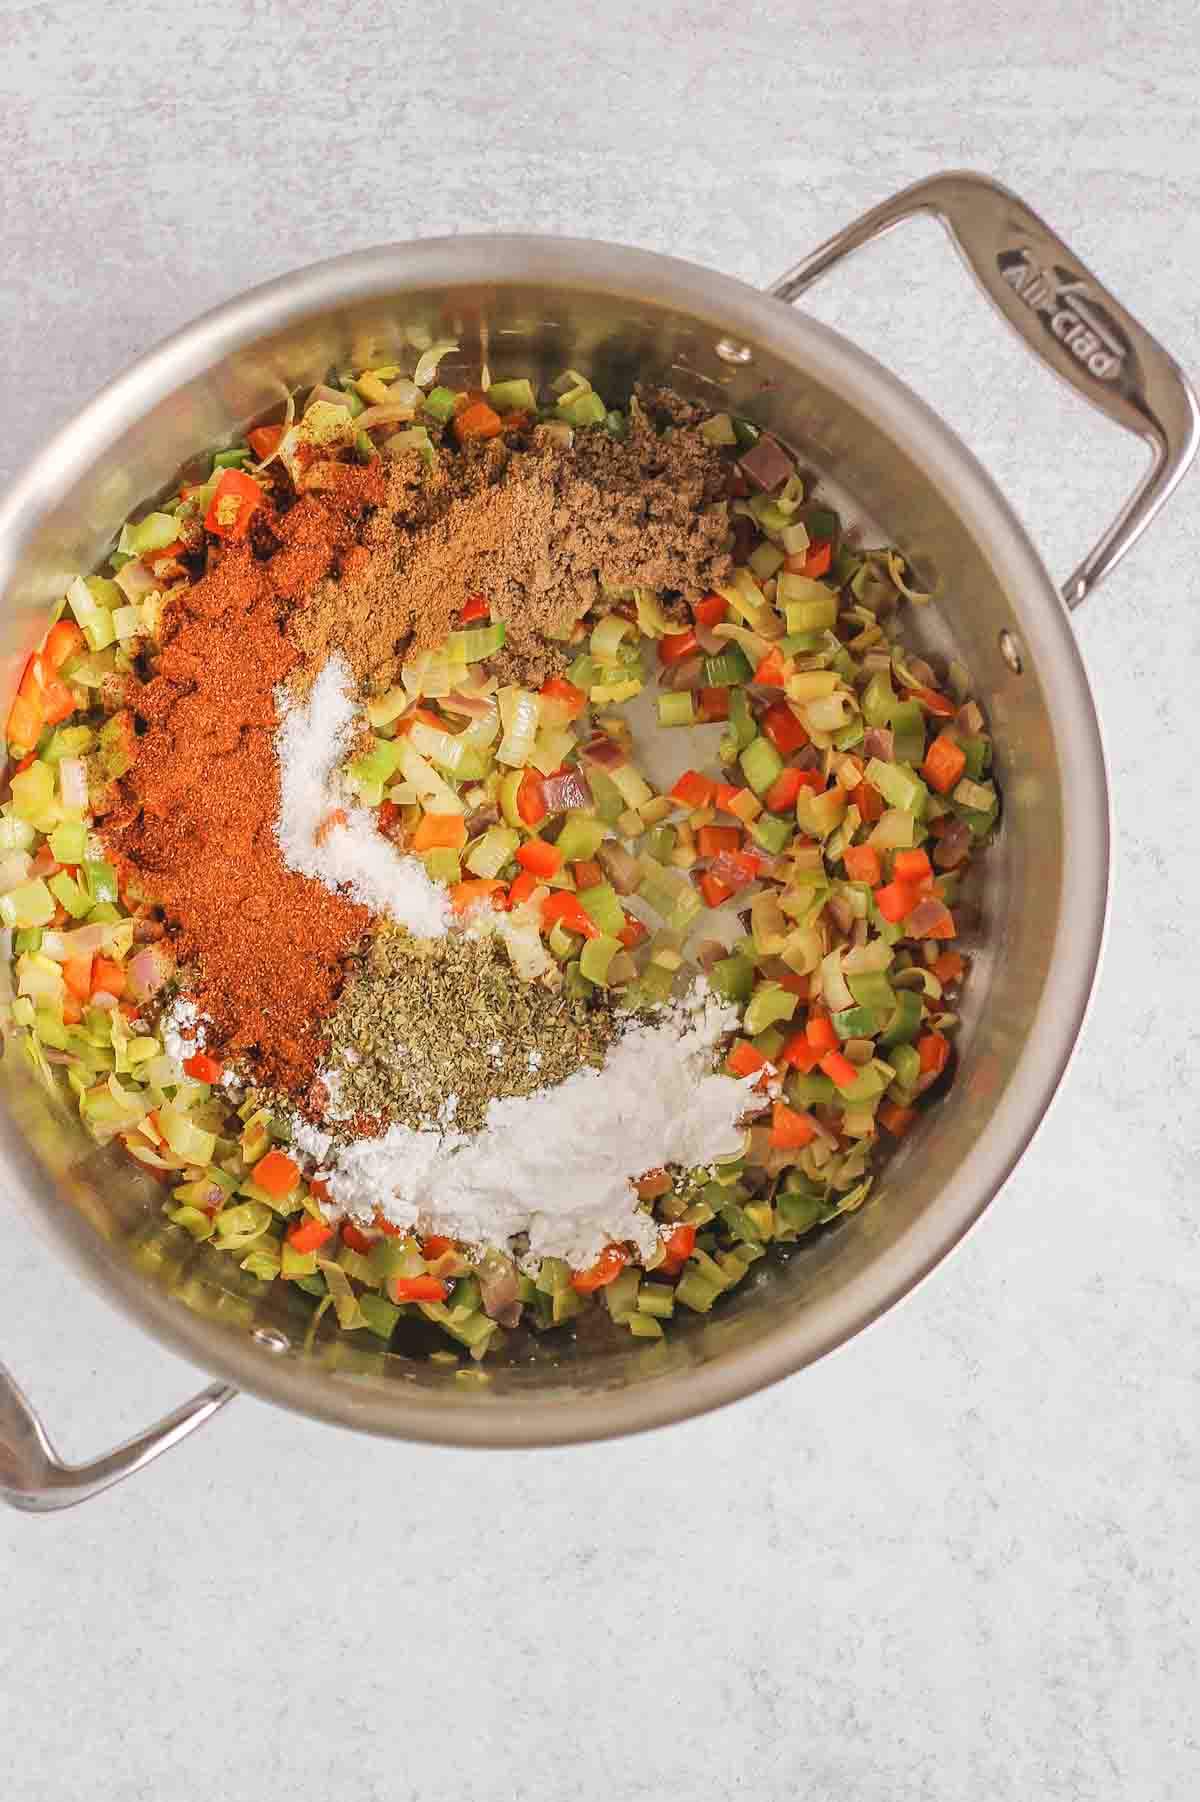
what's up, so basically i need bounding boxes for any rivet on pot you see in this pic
[999,628,1024,674]
[715,337,754,365]
[252,1327,290,1354]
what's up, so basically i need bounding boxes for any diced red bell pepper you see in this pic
[539,676,586,719]
[205,468,264,540]
[287,1216,333,1253]
[617,913,648,950]
[780,1032,823,1073]
[819,1049,859,1091]
[41,620,86,674]
[459,594,490,622]
[922,732,967,795]
[516,768,547,826]
[770,1103,818,1149]
[761,701,809,756]
[904,683,956,718]
[453,402,504,443]
[247,423,284,460]
[658,1222,697,1276]
[341,1221,376,1255]
[852,781,884,822]
[449,879,507,913]
[699,871,735,908]
[753,647,789,688]
[725,1039,771,1080]
[507,869,540,908]
[255,1148,302,1197]
[763,767,803,813]
[389,1275,450,1302]
[659,628,699,666]
[892,848,933,883]
[516,838,562,878]
[917,1031,950,1078]
[421,1234,456,1259]
[572,858,603,890]
[878,1101,918,1137]
[541,892,601,939]
[692,593,728,629]
[183,1050,223,1084]
[805,1014,839,1053]
[873,880,920,923]
[842,844,881,885]
[670,769,716,809]
[570,1244,629,1293]
[91,958,126,999]
[696,824,742,859]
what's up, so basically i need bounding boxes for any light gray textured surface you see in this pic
[2,3,1198,1798]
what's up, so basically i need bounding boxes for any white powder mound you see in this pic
[322,983,755,1266]
[161,996,206,1067]
[274,655,451,938]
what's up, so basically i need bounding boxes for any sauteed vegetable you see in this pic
[1,356,997,1365]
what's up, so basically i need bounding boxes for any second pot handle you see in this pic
[0,1359,235,1513]
[768,170,1199,608]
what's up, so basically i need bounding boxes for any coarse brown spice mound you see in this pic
[289,391,734,693]
[323,927,622,1135]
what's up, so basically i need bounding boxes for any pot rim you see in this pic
[0,234,1109,1445]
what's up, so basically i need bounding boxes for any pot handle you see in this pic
[768,170,1199,608]
[0,1358,235,1513]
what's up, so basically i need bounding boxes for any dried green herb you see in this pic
[323,926,620,1133]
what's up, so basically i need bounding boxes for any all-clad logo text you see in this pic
[997,250,1127,383]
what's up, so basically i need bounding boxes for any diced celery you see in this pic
[10,762,56,826]
[833,1004,880,1040]
[422,848,461,885]
[675,1272,720,1313]
[117,512,180,557]
[747,540,786,581]
[743,982,798,1037]
[81,859,119,905]
[486,378,536,414]
[359,1292,401,1340]
[887,699,926,765]
[739,736,783,795]
[708,954,754,1005]
[784,593,838,633]
[578,934,620,986]
[846,970,895,1014]
[795,787,848,840]
[47,871,91,919]
[0,879,55,929]
[577,881,625,938]
[558,390,607,428]
[866,758,930,817]
[749,813,793,854]
[704,646,754,687]
[49,821,87,863]
[464,824,520,878]
[407,720,485,781]
[889,1041,922,1089]
[554,813,608,862]
[657,691,696,728]
[879,989,924,1047]
[449,621,507,662]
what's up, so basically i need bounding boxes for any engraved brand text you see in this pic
[999,252,1125,382]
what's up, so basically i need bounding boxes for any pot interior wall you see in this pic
[0,266,1065,1437]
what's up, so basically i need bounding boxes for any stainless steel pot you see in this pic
[2,173,1195,1510]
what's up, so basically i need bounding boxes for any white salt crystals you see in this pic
[273,655,451,938]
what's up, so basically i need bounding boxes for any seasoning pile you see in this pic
[2,353,998,1363]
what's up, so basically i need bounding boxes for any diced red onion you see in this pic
[709,852,757,892]
[956,701,985,735]
[796,745,822,770]
[126,941,175,1003]
[906,896,955,939]
[580,734,627,771]
[863,727,894,762]
[596,841,641,895]
[933,819,972,870]
[738,435,796,492]
[607,951,637,988]
[827,892,856,933]
[442,690,498,720]
[58,757,88,811]
[89,989,118,1012]
[906,655,937,688]
[659,655,705,692]
[464,802,500,836]
[478,1260,521,1325]
[695,939,728,971]
[694,626,725,656]
[541,768,592,814]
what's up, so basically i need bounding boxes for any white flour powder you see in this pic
[274,655,451,937]
[321,983,754,1265]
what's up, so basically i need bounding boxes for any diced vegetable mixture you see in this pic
[1,356,997,1366]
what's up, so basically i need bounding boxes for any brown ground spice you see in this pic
[289,394,733,692]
